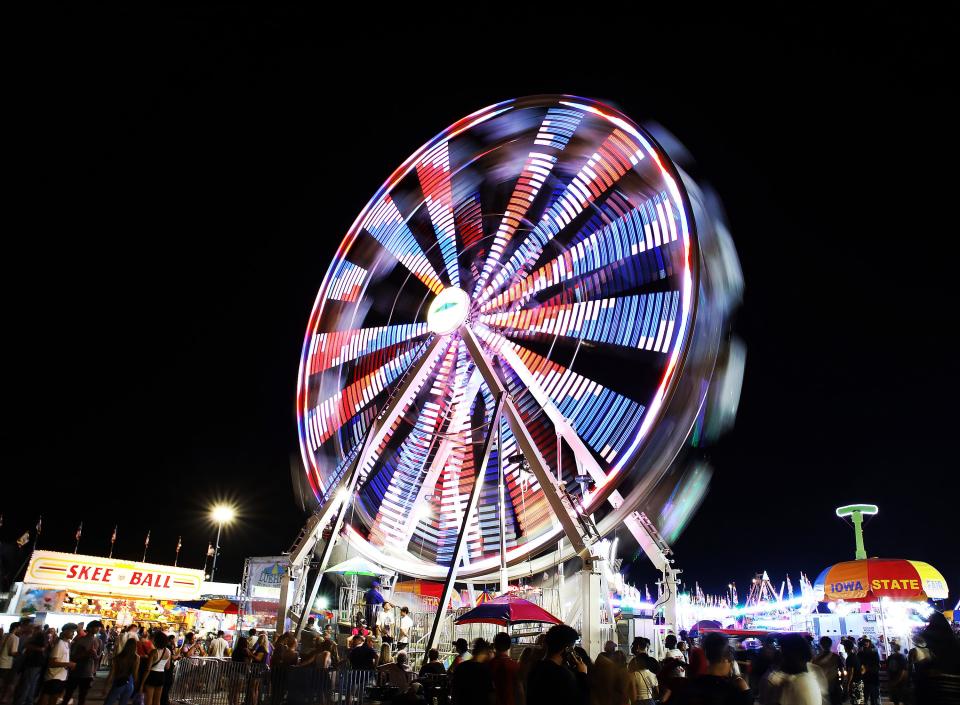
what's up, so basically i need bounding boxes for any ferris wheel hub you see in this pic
[426,286,470,335]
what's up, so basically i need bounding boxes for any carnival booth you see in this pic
[16,550,203,630]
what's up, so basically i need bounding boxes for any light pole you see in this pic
[835,503,878,560]
[210,505,235,581]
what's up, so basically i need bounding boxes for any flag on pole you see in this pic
[174,536,182,566]
[109,525,117,558]
[206,542,215,557]
[74,523,83,553]
[143,530,151,562]
[32,516,42,550]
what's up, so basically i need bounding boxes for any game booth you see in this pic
[11,550,204,631]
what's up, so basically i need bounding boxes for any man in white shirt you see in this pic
[663,634,687,678]
[397,607,413,652]
[0,623,22,702]
[39,623,76,705]
[208,631,229,658]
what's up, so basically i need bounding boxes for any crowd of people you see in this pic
[1,611,957,705]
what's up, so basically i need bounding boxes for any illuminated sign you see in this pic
[25,550,203,601]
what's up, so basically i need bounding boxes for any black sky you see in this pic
[4,12,956,601]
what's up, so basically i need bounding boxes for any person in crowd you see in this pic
[39,624,77,705]
[419,649,445,677]
[885,641,909,705]
[0,623,21,704]
[61,620,102,705]
[526,625,589,705]
[660,636,691,700]
[12,627,46,705]
[667,632,750,705]
[138,633,171,705]
[134,629,155,688]
[588,647,629,705]
[630,649,659,705]
[348,635,378,671]
[490,632,520,705]
[377,602,395,644]
[811,637,844,705]
[859,638,881,705]
[270,633,298,705]
[451,639,495,705]
[596,641,618,663]
[364,581,385,630]
[843,640,864,705]
[750,638,780,695]
[913,611,960,705]
[378,650,413,689]
[231,636,251,664]
[300,617,320,655]
[759,634,821,705]
[227,636,251,705]
[317,629,339,669]
[450,638,470,672]
[179,633,204,659]
[350,617,371,640]
[664,635,685,664]
[208,631,228,658]
[101,637,139,705]
[247,633,271,704]
[397,607,413,653]
[116,626,138,655]
[252,633,271,666]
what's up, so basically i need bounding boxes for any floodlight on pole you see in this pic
[835,503,878,560]
[210,504,236,581]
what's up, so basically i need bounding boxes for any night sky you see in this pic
[4,13,955,603]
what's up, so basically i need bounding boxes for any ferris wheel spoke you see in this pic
[361,194,445,294]
[416,141,461,287]
[303,336,443,454]
[367,339,471,550]
[480,190,682,313]
[480,290,682,354]
[477,126,649,306]
[475,325,646,467]
[304,323,430,376]
[472,107,586,297]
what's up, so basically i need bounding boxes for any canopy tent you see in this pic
[324,556,385,576]
[178,598,277,614]
[454,595,561,627]
[814,559,948,602]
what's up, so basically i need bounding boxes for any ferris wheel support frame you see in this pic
[278,336,444,635]
[458,325,606,656]
[424,393,505,653]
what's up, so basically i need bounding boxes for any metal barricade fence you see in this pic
[170,658,378,705]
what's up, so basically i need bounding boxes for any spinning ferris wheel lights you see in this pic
[287,96,740,622]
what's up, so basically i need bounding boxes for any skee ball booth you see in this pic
[17,550,204,630]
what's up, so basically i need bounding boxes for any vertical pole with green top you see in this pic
[835,504,879,560]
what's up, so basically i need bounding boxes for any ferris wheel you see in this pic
[288,96,740,627]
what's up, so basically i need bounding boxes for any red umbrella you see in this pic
[454,594,562,626]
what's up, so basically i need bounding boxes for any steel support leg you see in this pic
[425,395,504,653]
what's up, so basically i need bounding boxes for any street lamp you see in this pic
[210,505,236,581]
